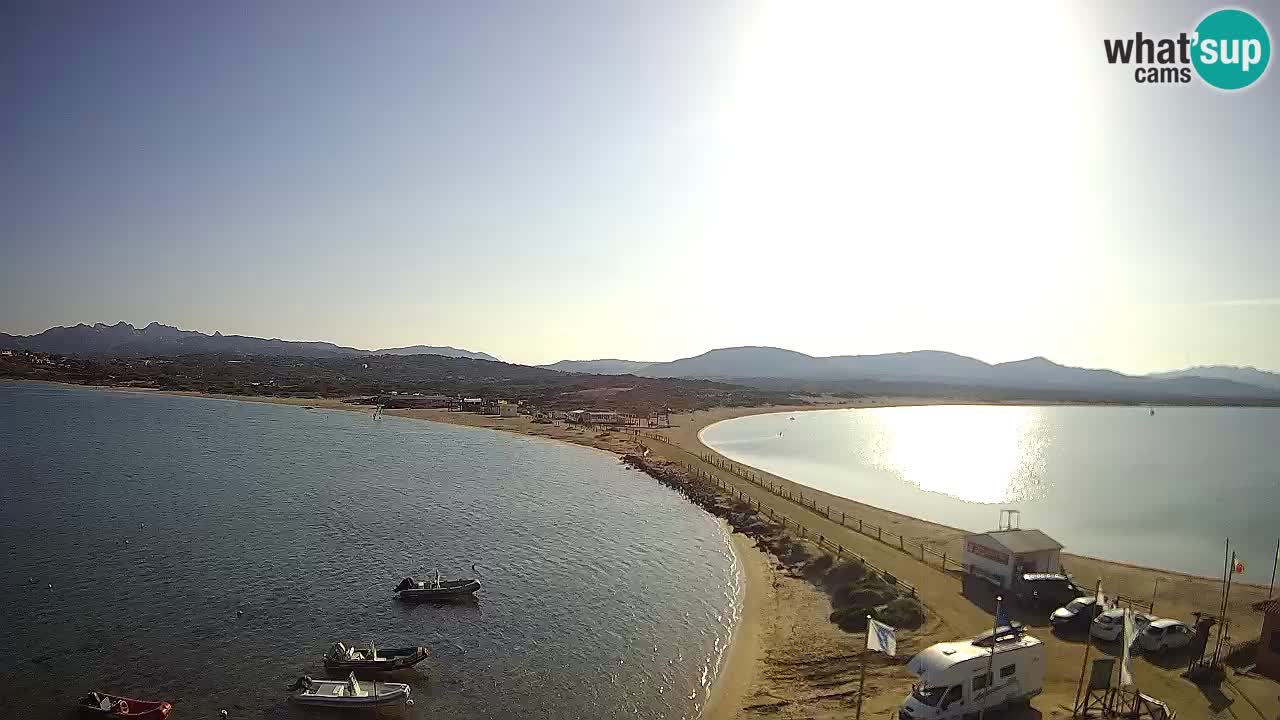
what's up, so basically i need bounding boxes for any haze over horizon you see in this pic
[5,1,1279,372]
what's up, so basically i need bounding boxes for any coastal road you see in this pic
[642,426,1270,720]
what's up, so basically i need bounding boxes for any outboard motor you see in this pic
[288,675,314,691]
[395,577,416,592]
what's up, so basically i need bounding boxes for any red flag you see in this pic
[1233,559,1244,574]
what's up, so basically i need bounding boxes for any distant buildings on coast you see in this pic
[370,392,670,427]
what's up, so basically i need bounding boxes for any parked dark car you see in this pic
[1012,572,1081,609]
[1050,596,1102,632]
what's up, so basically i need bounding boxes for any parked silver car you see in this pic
[1137,618,1195,652]
[1090,608,1155,642]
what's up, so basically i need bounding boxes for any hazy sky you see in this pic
[3,1,1278,371]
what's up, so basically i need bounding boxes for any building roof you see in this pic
[1253,598,1280,615]
[982,529,1064,554]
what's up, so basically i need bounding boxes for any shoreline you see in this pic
[702,532,767,720]
[694,408,1274,589]
[7,381,1278,718]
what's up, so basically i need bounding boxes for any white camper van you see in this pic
[899,625,1042,720]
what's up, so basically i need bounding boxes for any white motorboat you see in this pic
[288,673,410,707]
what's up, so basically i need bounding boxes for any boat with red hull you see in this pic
[78,692,172,720]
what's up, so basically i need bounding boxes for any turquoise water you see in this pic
[701,405,1280,578]
[0,383,739,719]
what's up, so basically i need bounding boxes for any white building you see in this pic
[962,529,1063,589]
[568,409,619,425]
[497,401,518,417]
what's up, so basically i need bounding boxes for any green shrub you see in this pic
[804,554,834,578]
[876,597,927,629]
[824,559,867,588]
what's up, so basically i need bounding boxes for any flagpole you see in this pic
[1072,580,1100,716]
[1214,551,1237,665]
[855,614,869,720]
[978,595,1001,720]
[1209,539,1230,667]
[1269,538,1278,600]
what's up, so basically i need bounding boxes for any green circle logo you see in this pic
[1192,9,1271,90]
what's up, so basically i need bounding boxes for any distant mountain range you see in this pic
[374,345,499,361]
[538,359,656,375]
[544,346,1280,401]
[7,323,1280,402]
[0,322,498,362]
[1148,365,1280,392]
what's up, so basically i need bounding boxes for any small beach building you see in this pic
[1251,598,1280,680]
[497,401,518,417]
[962,529,1064,588]
[568,409,619,425]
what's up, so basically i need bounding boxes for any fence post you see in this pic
[859,519,863,532]
[841,511,846,525]
[878,527,882,541]
[921,545,925,561]
[943,552,947,569]
[899,536,904,551]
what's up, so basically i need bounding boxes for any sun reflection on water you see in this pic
[861,406,1050,504]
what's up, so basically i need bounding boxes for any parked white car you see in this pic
[1090,608,1155,642]
[1137,619,1195,652]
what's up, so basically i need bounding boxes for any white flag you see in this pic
[1120,608,1136,687]
[867,617,897,657]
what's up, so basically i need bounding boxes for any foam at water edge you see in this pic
[689,519,746,719]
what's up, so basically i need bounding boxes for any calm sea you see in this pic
[0,383,740,720]
[701,405,1280,579]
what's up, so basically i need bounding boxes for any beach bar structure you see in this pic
[1251,599,1280,680]
[568,409,620,425]
[962,529,1064,588]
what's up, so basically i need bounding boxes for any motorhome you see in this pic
[899,625,1042,720]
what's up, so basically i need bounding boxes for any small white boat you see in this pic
[289,673,409,707]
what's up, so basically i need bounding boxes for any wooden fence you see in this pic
[643,435,1174,617]
[639,431,965,574]
[679,459,918,598]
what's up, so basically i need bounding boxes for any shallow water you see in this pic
[701,405,1280,578]
[0,383,739,719]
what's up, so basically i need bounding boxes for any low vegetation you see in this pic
[0,350,804,413]
[620,453,927,632]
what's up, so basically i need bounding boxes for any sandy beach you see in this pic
[376,399,1280,720]
[19,382,1280,719]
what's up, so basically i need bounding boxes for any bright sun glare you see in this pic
[695,1,1095,358]
[867,405,1050,503]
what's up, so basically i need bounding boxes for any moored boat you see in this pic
[289,673,410,707]
[324,641,429,671]
[78,692,172,719]
[395,570,480,601]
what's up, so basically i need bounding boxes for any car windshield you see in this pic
[1066,599,1088,612]
[911,685,947,707]
[1143,625,1162,635]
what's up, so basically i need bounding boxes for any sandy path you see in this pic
[35,384,1277,718]
[650,404,1276,719]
